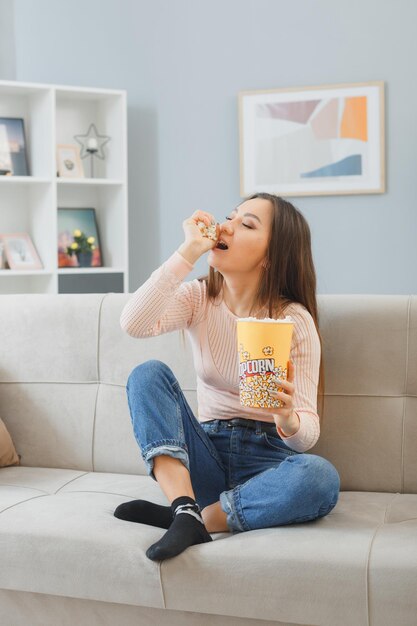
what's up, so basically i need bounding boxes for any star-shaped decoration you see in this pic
[74,123,111,160]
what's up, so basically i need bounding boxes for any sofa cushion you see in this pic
[1,467,416,625]
[0,293,197,476]
[0,417,20,467]
[0,382,149,475]
[0,467,226,609]
[161,491,417,626]
[0,467,171,609]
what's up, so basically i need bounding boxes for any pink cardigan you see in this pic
[120,250,321,453]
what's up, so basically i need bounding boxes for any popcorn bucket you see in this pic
[237,317,294,409]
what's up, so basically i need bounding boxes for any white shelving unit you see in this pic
[0,79,128,294]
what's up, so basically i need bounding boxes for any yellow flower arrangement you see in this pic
[66,230,96,257]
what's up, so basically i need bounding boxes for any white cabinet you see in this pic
[0,80,128,294]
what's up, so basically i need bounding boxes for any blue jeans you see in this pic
[126,360,340,534]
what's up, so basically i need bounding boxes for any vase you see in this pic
[76,251,93,267]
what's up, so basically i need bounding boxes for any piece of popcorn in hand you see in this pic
[197,220,217,241]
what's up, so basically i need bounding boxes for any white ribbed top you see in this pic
[120,250,321,452]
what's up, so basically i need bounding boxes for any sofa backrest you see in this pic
[0,294,415,493]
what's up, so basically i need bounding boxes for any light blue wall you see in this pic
[0,0,16,79]
[9,0,417,294]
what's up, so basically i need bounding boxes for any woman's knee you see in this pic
[318,456,340,504]
[301,454,341,505]
[127,359,174,392]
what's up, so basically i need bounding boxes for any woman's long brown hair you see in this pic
[185,193,325,424]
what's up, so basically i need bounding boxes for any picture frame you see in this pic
[0,233,43,270]
[0,117,30,176]
[56,144,85,178]
[239,81,385,197]
[57,207,103,268]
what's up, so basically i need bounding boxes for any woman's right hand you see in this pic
[177,210,220,264]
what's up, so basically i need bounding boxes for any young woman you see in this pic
[114,193,340,562]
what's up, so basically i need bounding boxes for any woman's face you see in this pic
[207,198,273,275]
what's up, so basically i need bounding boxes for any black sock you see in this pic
[113,499,174,529]
[146,495,212,561]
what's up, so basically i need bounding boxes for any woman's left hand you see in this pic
[269,361,300,436]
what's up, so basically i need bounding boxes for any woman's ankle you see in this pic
[201,501,229,533]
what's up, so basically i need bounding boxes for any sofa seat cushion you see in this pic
[1,469,417,626]
[159,491,417,626]
[0,466,180,609]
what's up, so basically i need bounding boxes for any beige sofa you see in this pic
[0,293,416,626]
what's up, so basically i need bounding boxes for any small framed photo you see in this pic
[239,81,385,197]
[1,233,43,270]
[58,207,103,268]
[0,117,30,176]
[56,144,84,178]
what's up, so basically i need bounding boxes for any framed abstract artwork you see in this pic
[239,81,385,197]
